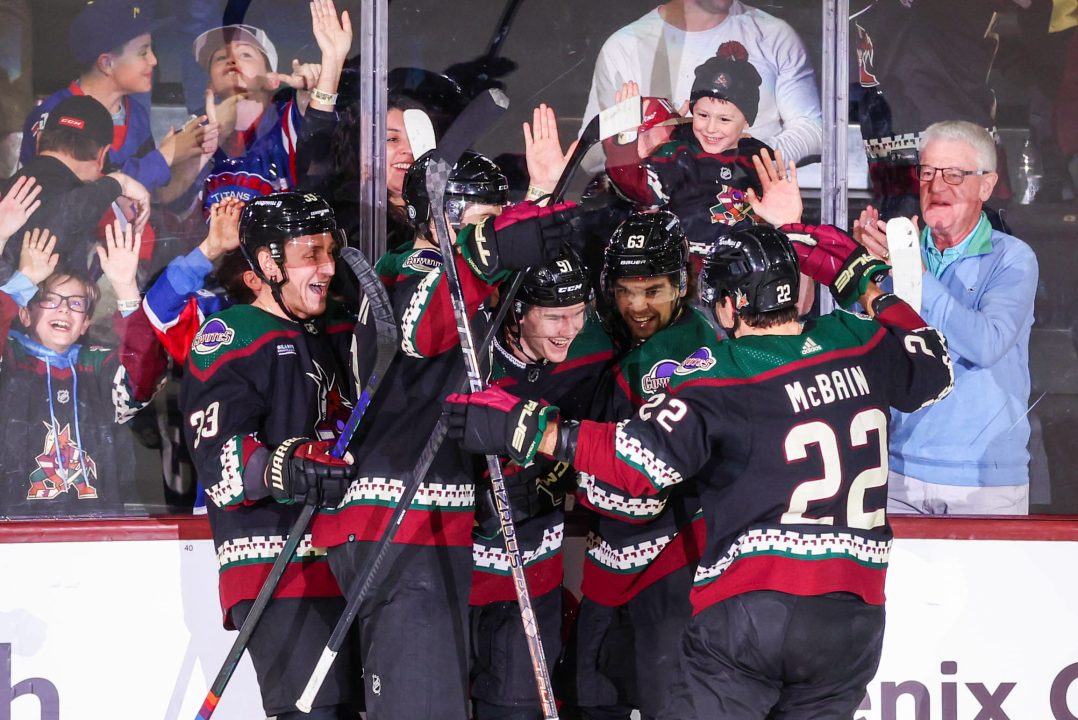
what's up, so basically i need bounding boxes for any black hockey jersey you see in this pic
[0,292,167,518]
[311,239,497,550]
[180,303,357,626]
[578,306,717,606]
[605,129,769,259]
[470,320,613,606]
[572,303,953,615]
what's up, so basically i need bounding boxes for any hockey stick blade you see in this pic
[197,249,398,720]
[434,88,509,171]
[551,96,642,201]
[297,90,508,713]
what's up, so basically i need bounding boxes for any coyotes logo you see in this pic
[709,185,754,225]
[27,423,99,500]
[306,359,355,441]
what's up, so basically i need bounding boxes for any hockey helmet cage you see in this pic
[700,224,799,314]
[239,192,341,276]
[514,246,591,318]
[403,149,509,228]
[601,209,689,295]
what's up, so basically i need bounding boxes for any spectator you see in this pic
[1,95,150,281]
[854,120,1039,515]
[182,0,352,216]
[0,220,167,518]
[20,0,210,194]
[581,0,823,167]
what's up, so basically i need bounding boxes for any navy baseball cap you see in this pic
[68,0,169,66]
[43,95,114,148]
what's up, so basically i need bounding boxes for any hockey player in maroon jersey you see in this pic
[447,223,954,719]
[470,247,614,720]
[309,149,587,718]
[180,192,363,719]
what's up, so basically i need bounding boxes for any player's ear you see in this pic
[257,248,281,281]
[17,305,31,328]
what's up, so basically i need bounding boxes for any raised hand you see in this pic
[200,198,246,261]
[311,0,352,67]
[97,218,142,300]
[18,228,59,284]
[0,176,42,248]
[159,115,211,166]
[523,103,577,194]
[746,147,802,226]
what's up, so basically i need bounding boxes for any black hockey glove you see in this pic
[781,222,891,309]
[444,386,559,466]
[461,201,585,279]
[266,437,357,508]
[474,469,541,536]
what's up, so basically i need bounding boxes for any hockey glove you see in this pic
[474,468,542,537]
[444,386,559,466]
[266,437,357,508]
[781,222,891,309]
[460,201,584,280]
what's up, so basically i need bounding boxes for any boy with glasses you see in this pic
[0,220,166,516]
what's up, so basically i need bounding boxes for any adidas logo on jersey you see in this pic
[801,337,823,355]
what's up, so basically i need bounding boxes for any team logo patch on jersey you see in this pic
[674,346,716,375]
[193,318,236,355]
[642,359,680,394]
[709,185,752,225]
[403,248,443,274]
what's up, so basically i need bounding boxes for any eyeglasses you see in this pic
[34,292,91,313]
[916,165,991,185]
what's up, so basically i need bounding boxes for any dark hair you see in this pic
[214,249,257,304]
[37,127,107,162]
[33,271,101,315]
[733,304,799,329]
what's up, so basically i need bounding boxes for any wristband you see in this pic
[117,298,142,313]
[553,420,580,463]
[525,185,550,203]
[309,88,339,106]
[870,292,903,318]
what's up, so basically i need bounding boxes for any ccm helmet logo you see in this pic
[511,401,538,453]
[57,116,86,130]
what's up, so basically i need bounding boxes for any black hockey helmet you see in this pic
[600,209,689,296]
[513,246,591,317]
[403,149,509,229]
[239,191,341,275]
[700,224,799,314]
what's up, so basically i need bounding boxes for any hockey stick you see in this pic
[429,119,559,720]
[195,247,398,720]
[296,88,512,713]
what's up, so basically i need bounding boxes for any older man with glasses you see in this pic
[853,120,1039,515]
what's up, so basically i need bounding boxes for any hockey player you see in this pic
[180,192,363,719]
[447,223,955,719]
[556,209,717,719]
[309,149,584,718]
[470,247,614,720]
[604,42,785,263]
